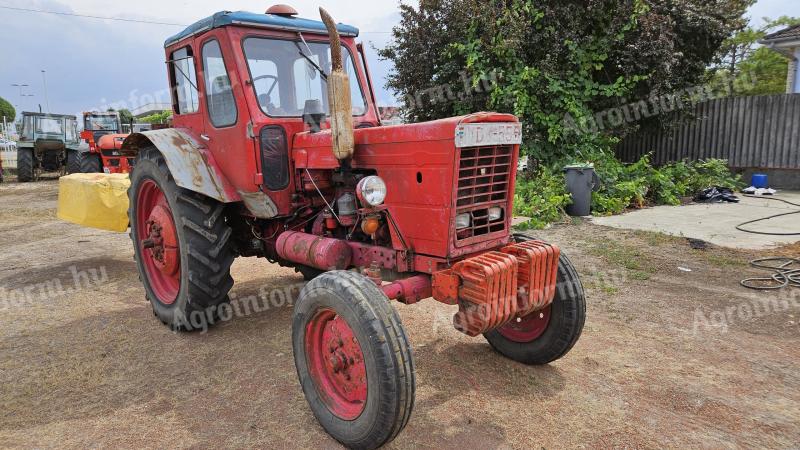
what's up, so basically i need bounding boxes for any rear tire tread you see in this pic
[17,148,34,182]
[78,152,102,173]
[129,146,234,331]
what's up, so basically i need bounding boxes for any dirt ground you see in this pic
[1,179,799,449]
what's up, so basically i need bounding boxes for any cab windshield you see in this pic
[242,37,367,118]
[85,115,119,131]
[36,117,64,135]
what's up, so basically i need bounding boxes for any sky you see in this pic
[0,0,797,120]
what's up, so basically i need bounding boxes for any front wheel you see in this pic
[292,271,415,450]
[483,249,586,365]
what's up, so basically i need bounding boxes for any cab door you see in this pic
[196,31,258,194]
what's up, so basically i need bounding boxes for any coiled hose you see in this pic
[737,195,800,290]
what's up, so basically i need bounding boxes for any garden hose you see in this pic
[740,258,800,290]
[735,195,800,236]
[735,196,800,290]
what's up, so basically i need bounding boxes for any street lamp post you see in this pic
[41,70,51,113]
[10,83,32,119]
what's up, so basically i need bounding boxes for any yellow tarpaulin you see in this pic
[57,173,131,232]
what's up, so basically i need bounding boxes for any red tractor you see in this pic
[79,111,133,173]
[119,5,585,448]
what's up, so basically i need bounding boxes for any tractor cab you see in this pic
[80,111,132,174]
[16,112,80,181]
[83,112,122,140]
[147,6,383,211]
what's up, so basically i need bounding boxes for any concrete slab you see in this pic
[591,191,800,250]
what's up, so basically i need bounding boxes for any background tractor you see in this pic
[115,5,585,449]
[17,112,81,182]
[79,111,133,174]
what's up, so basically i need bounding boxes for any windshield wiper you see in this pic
[165,56,200,92]
[296,32,328,81]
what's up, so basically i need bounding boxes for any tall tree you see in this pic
[118,108,134,126]
[714,16,800,94]
[379,0,752,162]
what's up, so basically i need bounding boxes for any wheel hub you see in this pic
[143,205,179,276]
[498,305,552,343]
[136,179,180,305]
[306,309,367,420]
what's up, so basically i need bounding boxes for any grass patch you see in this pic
[630,271,652,281]
[588,239,658,274]
[704,254,746,268]
[585,280,620,295]
[633,230,677,247]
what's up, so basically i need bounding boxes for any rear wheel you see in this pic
[66,150,80,174]
[293,271,415,450]
[129,146,235,331]
[79,152,102,173]
[483,237,586,365]
[17,148,34,182]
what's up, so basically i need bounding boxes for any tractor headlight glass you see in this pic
[356,176,387,207]
[488,207,503,221]
[455,213,471,230]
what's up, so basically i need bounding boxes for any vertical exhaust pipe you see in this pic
[320,7,354,162]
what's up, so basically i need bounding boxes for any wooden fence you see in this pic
[616,94,800,169]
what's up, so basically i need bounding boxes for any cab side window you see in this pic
[170,46,199,114]
[202,40,237,128]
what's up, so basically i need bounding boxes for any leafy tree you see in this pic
[0,96,16,123]
[118,108,134,125]
[139,110,172,124]
[379,0,752,163]
[714,16,800,95]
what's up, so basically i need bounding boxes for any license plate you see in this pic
[455,123,522,148]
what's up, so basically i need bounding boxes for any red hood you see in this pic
[294,112,518,153]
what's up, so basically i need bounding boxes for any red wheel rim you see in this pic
[305,309,367,420]
[498,305,552,343]
[136,179,180,305]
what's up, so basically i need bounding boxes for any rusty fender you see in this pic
[120,129,240,203]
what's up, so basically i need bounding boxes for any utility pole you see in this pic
[41,70,51,113]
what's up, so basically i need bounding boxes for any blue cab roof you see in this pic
[164,10,360,47]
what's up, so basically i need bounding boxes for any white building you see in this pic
[760,25,800,94]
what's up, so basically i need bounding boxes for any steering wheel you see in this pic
[252,74,279,101]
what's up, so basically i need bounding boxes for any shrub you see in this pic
[514,167,573,230]
[514,156,742,228]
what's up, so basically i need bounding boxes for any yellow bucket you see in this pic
[57,173,131,232]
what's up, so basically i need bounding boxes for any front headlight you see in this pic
[356,176,387,207]
[455,213,471,230]
[488,207,503,221]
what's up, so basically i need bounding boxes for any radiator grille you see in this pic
[455,145,513,241]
